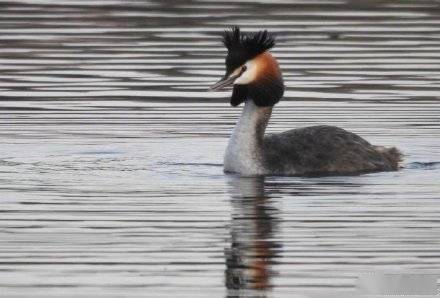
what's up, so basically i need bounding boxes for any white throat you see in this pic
[224,100,272,176]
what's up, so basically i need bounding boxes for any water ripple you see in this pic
[0,0,440,297]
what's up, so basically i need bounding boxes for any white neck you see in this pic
[224,100,272,175]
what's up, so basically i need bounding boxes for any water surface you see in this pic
[1,0,440,297]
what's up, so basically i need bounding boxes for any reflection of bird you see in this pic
[225,177,279,295]
[210,27,402,176]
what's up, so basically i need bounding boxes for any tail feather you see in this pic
[376,146,402,170]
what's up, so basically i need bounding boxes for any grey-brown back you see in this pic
[263,125,401,176]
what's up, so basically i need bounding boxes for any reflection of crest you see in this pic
[225,177,281,296]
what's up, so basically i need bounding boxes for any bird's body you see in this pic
[223,100,400,176]
[211,27,402,176]
[264,125,400,176]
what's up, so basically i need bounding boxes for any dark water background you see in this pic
[1,0,440,297]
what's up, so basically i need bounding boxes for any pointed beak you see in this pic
[208,74,238,92]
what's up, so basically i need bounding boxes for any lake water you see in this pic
[1,0,440,297]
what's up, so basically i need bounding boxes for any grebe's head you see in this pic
[209,26,284,107]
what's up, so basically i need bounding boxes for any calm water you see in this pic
[1,0,440,297]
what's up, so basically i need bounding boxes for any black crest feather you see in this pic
[222,26,275,74]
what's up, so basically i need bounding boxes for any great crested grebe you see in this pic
[210,27,402,176]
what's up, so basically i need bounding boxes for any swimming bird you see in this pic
[210,27,402,176]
